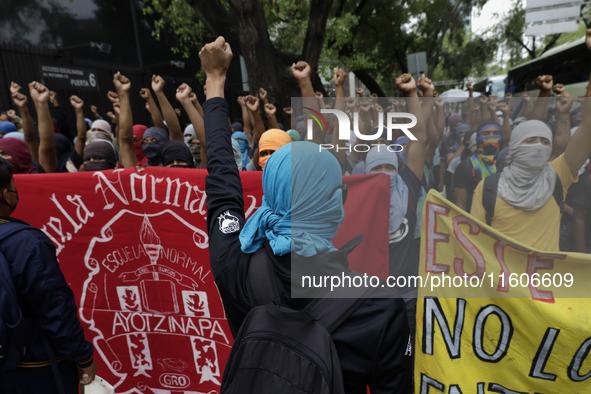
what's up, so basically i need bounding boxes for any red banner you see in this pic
[14,168,388,394]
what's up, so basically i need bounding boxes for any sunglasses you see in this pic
[330,184,348,205]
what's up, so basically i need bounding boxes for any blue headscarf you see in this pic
[240,141,344,257]
[365,146,409,234]
[232,131,250,168]
[0,121,17,136]
[454,124,471,151]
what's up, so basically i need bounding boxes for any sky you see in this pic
[471,0,514,35]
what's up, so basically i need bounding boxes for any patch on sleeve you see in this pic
[218,210,240,234]
[405,335,412,356]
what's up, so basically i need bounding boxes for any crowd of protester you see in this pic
[1,30,591,393]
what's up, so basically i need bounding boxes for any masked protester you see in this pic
[142,127,168,166]
[232,138,243,170]
[0,138,37,174]
[133,125,149,167]
[82,140,117,172]
[257,129,292,170]
[184,124,195,146]
[472,120,579,250]
[89,119,114,142]
[454,123,503,211]
[189,133,201,168]
[161,140,195,168]
[231,131,250,169]
[55,134,83,173]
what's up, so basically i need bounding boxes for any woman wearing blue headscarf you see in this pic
[200,38,413,390]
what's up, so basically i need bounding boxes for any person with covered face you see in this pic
[454,122,503,211]
[161,140,195,168]
[82,140,118,172]
[199,36,412,392]
[141,127,168,166]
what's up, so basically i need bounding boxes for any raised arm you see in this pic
[264,103,280,130]
[466,82,474,127]
[551,92,574,160]
[331,67,348,165]
[190,92,205,119]
[199,36,244,226]
[292,61,321,144]
[10,83,39,165]
[151,75,182,141]
[90,105,102,120]
[528,75,552,121]
[140,88,165,129]
[496,102,512,148]
[177,83,207,168]
[398,74,428,180]
[70,95,87,159]
[259,88,269,106]
[563,29,591,176]
[245,95,265,149]
[29,82,57,173]
[113,72,136,168]
[520,94,531,118]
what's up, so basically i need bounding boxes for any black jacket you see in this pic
[0,216,93,367]
[204,97,412,393]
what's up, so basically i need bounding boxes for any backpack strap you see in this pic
[305,272,378,334]
[553,174,564,213]
[482,173,501,226]
[247,248,281,307]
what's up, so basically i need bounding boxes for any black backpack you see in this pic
[482,172,563,226]
[0,221,34,371]
[220,248,376,394]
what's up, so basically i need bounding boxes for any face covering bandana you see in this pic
[84,160,114,172]
[143,143,163,164]
[498,143,555,211]
[469,135,502,180]
[190,144,201,163]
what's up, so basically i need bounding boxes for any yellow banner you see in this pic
[416,190,591,393]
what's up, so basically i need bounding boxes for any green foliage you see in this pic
[143,0,206,58]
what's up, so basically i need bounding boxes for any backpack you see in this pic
[482,172,563,226]
[220,248,377,394]
[0,221,34,371]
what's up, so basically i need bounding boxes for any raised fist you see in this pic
[556,92,574,114]
[189,92,198,104]
[176,83,192,102]
[140,88,151,100]
[10,82,21,94]
[199,36,233,79]
[521,94,531,103]
[90,105,98,113]
[29,81,50,103]
[264,103,276,117]
[345,97,357,109]
[473,104,480,111]
[359,101,371,112]
[314,91,323,98]
[259,87,267,100]
[466,82,473,92]
[11,92,27,108]
[355,87,364,97]
[283,107,293,115]
[245,95,259,113]
[374,104,383,113]
[536,75,553,92]
[113,102,121,115]
[151,75,165,93]
[113,72,131,93]
[49,90,58,105]
[435,98,444,108]
[395,73,416,95]
[70,95,84,110]
[552,84,564,95]
[7,110,16,119]
[106,111,116,122]
[290,61,311,81]
[174,108,181,117]
[107,91,119,103]
[417,74,434,95]
[333,68,347,86]
[496,102,510,114]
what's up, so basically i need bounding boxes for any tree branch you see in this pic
[302,0,334,73]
